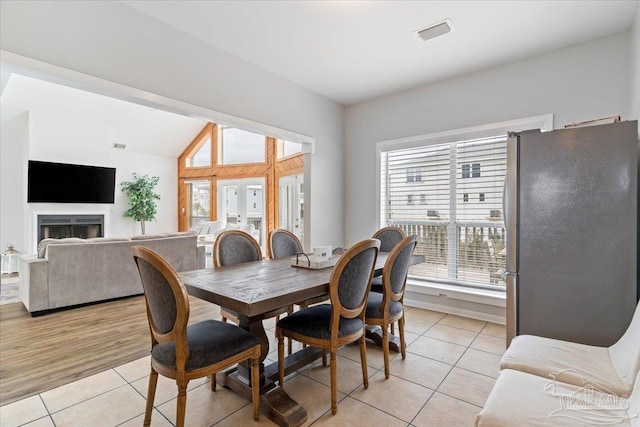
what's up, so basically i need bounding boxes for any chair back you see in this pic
[214,229,262,268]
[373,226,406,252]
[383,235,417,301]
[132,246,190,364]
[268,229,303,259]
[329,239,380,324]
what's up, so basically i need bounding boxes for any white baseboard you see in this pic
[404,296,506,325]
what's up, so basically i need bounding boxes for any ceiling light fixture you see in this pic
[113,143,126,150]
[415,19,453,42]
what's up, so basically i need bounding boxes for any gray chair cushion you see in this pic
[338,247,377,309]
[271,232,302,259]
[218,234,260,266]
[136,258,177,334]
[375,229,404,252]
[365,292,403,319]
[152,320,259,370]
[277,304,364,339]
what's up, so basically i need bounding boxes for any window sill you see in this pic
[405,279,506,308]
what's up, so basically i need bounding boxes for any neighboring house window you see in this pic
[479,193,485,202]
[461,164,470,179]
[461,162,481,178]
[463,193,469,202]
[407,194,414,205]
[420,194,427,204]
[406,167,422,183]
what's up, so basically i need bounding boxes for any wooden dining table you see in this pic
[179,252,420,427]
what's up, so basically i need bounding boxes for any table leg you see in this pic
[365,325,401,353]
[223,312,308,427]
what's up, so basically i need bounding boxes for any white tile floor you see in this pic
[0,308,506,427]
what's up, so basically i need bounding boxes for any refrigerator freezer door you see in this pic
[516,121,637,346]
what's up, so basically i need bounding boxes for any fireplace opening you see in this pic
[37,215,105,243]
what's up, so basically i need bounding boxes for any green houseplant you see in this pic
[120,173,160,235]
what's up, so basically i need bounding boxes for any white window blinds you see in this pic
[380,135,507,289]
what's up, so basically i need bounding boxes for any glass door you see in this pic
[279,174,304,243]
[217,178,265,246]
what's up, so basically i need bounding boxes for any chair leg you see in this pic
[210,373,216,391]
[358,335,369,389]
[382,324,390,379]
[399,314,406,360]
[176,380,188,427]
[322,348,327,366]
[251,353,260,421]
[143,368,158,427]
[330,350,338,414]
[278,333,285,387]
[390,322,395,335]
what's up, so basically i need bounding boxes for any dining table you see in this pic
[179,251,422,427]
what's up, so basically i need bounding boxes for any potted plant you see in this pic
[120,173,160,235]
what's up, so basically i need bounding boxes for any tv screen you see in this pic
[28,160,116,203]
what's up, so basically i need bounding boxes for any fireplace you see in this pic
[37,214,105,243]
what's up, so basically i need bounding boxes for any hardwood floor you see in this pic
[0,295,220,406]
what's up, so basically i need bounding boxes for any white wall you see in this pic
[344,32,631,246]
[0,0,345,253]
[631,7,640,121]
[0,110,28,253]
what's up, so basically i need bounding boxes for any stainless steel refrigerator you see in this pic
[505,120,638,347]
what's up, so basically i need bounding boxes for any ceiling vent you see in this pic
[112,143,126,150]
[415,19,453,42]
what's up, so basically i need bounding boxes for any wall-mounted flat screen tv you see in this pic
[28,160,116,203]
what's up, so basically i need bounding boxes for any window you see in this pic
[380,135,507,289]
[406,167,422,182]
[219,126,266,165]
[472,163,481,178]
[277,139,303,159]
[461,162,481,178]
[461,164,470,179]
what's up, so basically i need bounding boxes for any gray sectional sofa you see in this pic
[19,231,205,315]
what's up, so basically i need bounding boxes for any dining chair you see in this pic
[214,229,263,324]
[276,238,380,414]
[370,226,406,294]
[132,245,260,427]
[267,228,303,259]
[364,235,417,379]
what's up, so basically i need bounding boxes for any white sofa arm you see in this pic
[19,254,49,313]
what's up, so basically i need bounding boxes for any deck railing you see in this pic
[387,220,506,288]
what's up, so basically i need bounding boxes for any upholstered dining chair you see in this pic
[267,228,303,259]
[276,238,380,415]
[132,245,260,427]
[364,235,417,379]
[214,229,263,324]
[370,226,406,294]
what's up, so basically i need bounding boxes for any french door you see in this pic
[217,178,265,246]
[278,174,304,243]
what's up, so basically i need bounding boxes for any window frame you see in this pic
[375,114,553,290]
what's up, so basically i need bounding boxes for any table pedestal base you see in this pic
[365,325,400,353]
[222,346,323,427]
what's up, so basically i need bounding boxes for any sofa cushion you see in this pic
[38,238,86,258]
[475,369,639,426]
[89,237,132,243]
[500,334,630,396]
[131,234,168,240]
